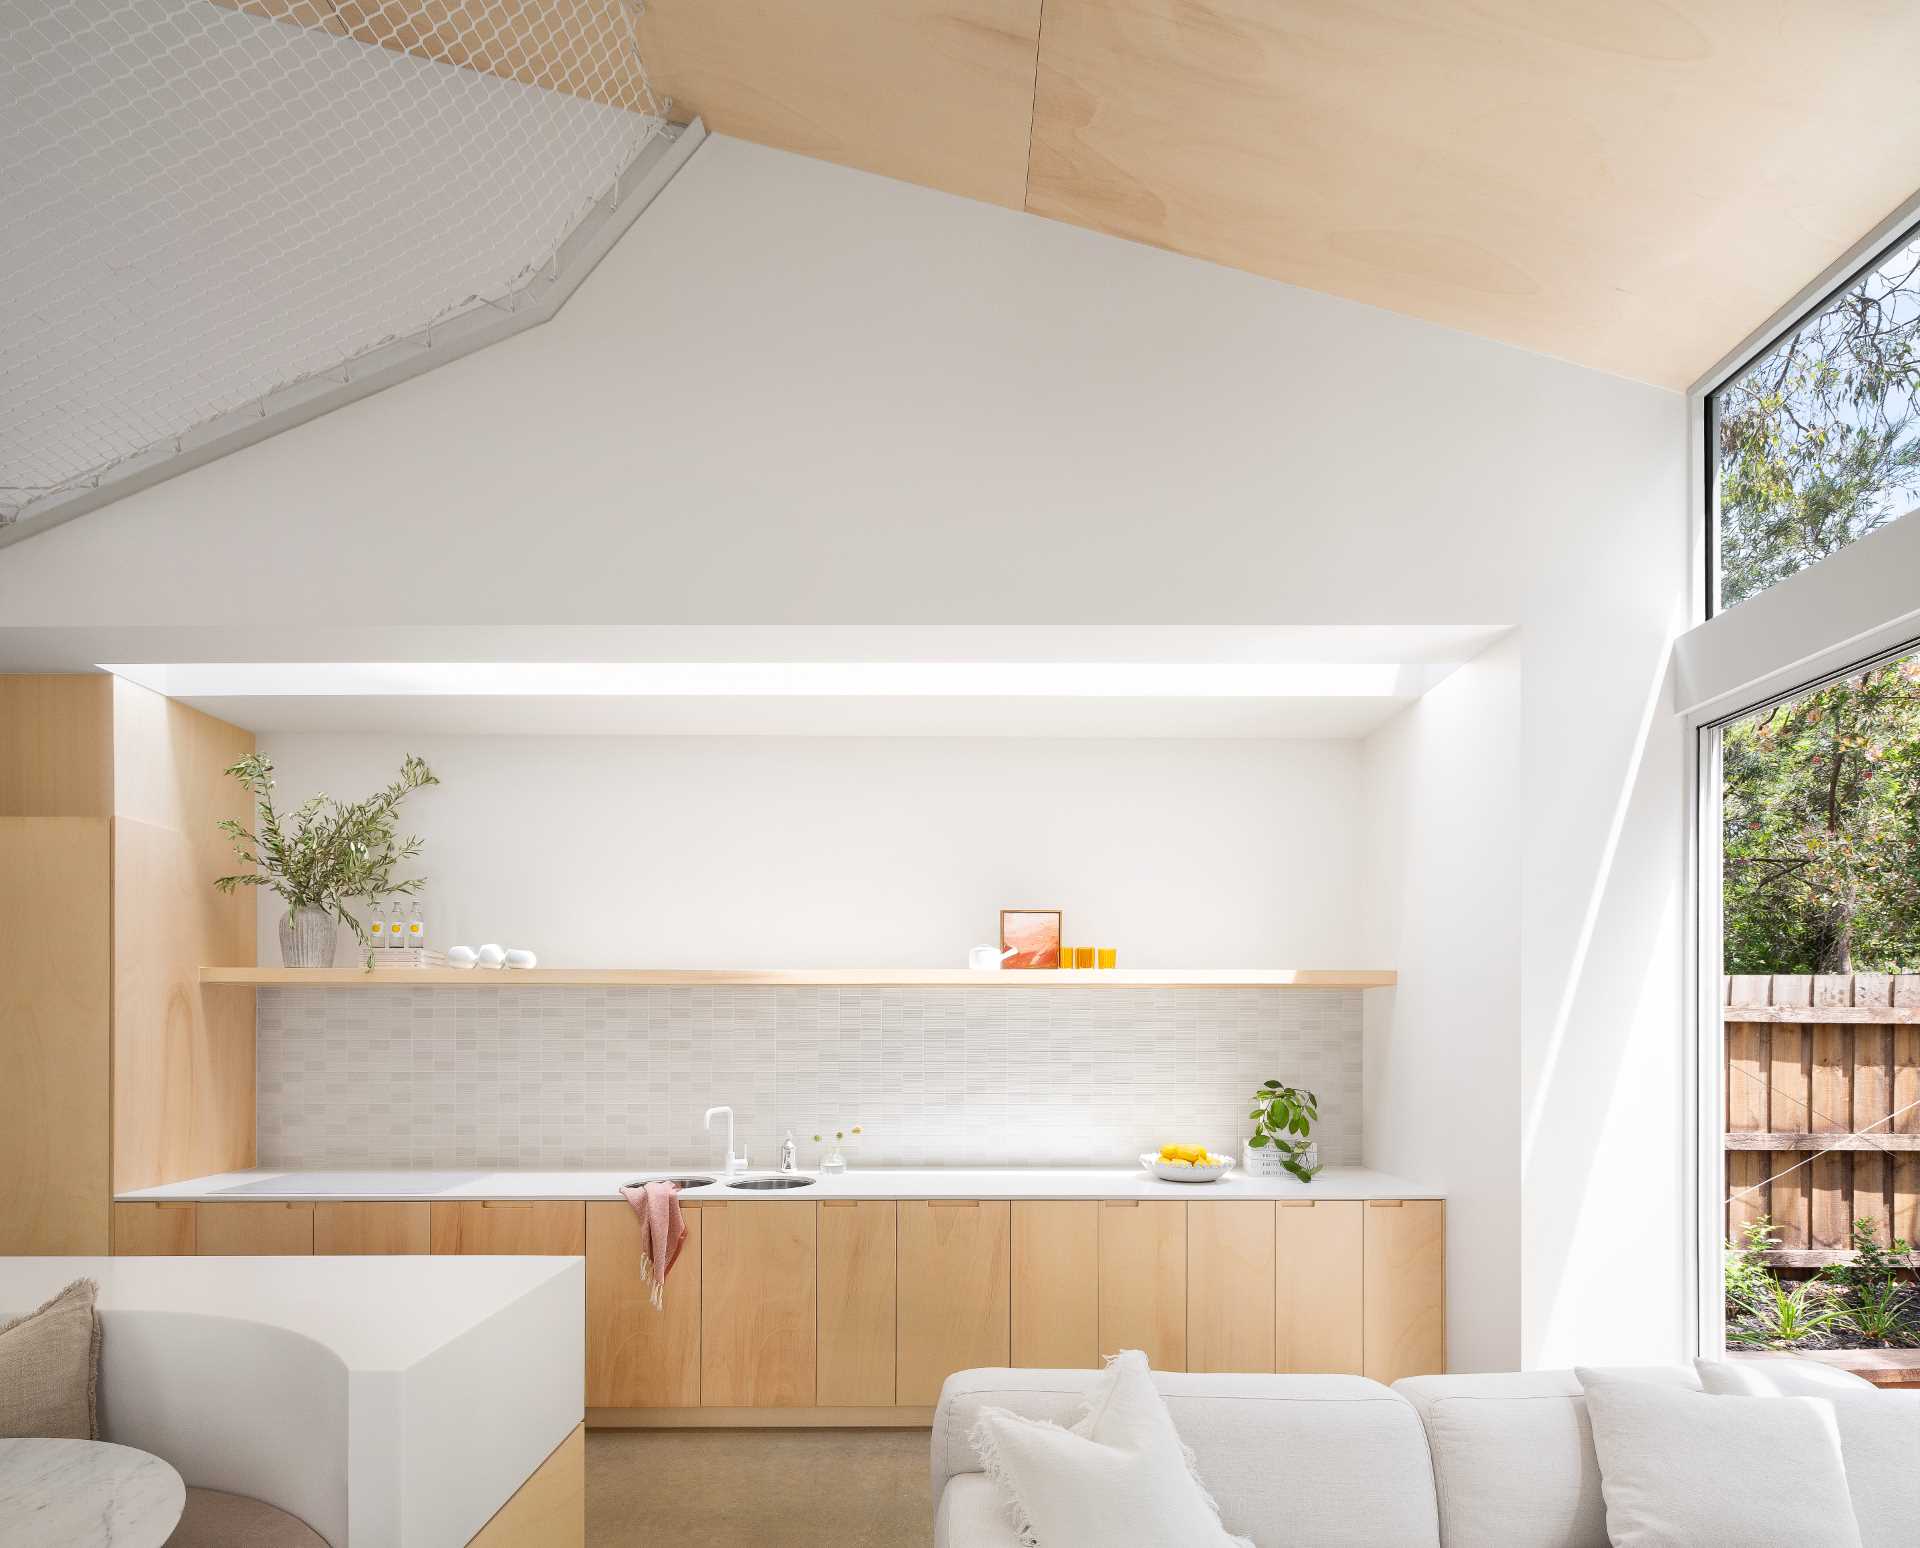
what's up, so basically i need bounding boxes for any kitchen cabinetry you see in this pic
[1011,1201,1098,1369]
[1097,1200,1186,1370]
[197,1202,313,1255]
[817,1200,896,1406]
[106,1187,1443,1417]
[1276,1200,1363,1374]
[314,1202,430,1254]
[112,1201,195,1256]
[1187,1201,1274,1373]
[1362,1200,1446,1383]
[430,1201,586,1256]
[700,1201,816,1407]
[897,1200,1011,1405]
[586,1201,702,1408]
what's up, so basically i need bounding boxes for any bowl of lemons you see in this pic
[1139,1144,1235,1183]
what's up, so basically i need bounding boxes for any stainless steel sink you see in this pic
[726,1175,815,1190]
[625,1176,716,1189]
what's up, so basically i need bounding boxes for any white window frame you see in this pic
[1683,209,1920,1343]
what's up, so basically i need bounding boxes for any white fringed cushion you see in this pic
[1576,1367,1863,1548]
[971,1351,1252,1548]
[1696,1361,1920,1548]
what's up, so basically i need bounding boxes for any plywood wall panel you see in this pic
[0,675,112,817]
[0,818,112,1254]
[110,681,256,1193]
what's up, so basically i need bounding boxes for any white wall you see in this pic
[1362,637,1523,1371]
[249,734,1366,968]
[0,136,1693,1365]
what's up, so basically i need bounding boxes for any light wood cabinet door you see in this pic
[1276,1200,1363,1374]
[1011,1201,1098,1368]
[700,1201,816,1407]
[818,1201,896,1406]
[112,1202,195,1256]
[314,1202,430,1254]
[1363,1200,1446,1382]
[586,1201,701,1408]
[897,1200,1011,1405]
[197,1202,313,1255]
[430,1201,586,1255]
[1187,1201,1275,1373]
[1097,1201,1185,1370]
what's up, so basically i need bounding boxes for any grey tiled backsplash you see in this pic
[256,987,1362,1170]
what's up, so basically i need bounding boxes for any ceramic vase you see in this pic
[279,906,338,967]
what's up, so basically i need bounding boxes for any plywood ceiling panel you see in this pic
[1025,0,1920,387]
[195,1,1920,386]
[632,0,1044,209]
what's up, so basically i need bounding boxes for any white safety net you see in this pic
[0,0,667,523]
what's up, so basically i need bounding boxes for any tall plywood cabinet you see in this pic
[0,674,256,1256]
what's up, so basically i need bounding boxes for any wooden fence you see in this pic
[1725,974,1920,1266]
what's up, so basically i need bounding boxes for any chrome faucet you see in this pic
[780,1130,798,1173]
[704,1105,749,1174]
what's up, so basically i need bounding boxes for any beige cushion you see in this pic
[0,1277,100,1440]
[164,1488,329,1548]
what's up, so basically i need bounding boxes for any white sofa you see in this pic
[930,1361,1819,1548]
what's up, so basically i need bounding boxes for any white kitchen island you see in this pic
[0,1256,583,1547]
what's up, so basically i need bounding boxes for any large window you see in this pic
[1715,646,1920,1358]
[1711,226,1920,612]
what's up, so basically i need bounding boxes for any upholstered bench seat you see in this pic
[165,1487,328,1548]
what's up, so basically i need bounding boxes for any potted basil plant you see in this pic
[1245,1080,1321,1181]
[215,752,438,968]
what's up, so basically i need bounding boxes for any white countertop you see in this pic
[0,1254,576,1369]
[119,1164,1438,1203]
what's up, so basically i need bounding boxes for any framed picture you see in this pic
[1000,908,1063,969]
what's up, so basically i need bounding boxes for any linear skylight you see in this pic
[101,662,1412,699]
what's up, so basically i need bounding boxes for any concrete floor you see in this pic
[587,1428,935,1547]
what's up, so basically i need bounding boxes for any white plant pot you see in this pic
[1243,1140,1316,1178]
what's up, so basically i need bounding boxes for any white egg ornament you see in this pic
[475,943,507,969]
[446,945,478,969]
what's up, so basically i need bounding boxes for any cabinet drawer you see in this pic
[197,1202,313,1256]
[112,1202,195,1256]
[314,1202,430,1255]
[430,1201,586,1255]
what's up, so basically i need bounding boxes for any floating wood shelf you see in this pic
[199,966,1396,990]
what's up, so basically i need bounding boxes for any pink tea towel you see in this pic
[619,1180,687,1310]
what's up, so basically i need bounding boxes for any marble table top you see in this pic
[0,1439,185,1548]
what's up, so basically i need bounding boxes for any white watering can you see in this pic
[968,945,1018,970]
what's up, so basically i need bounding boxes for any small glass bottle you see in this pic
[387,900,406,948]
[406,902,426,952]
[367,902,387,949]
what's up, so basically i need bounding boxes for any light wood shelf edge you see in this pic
[199,966,1396,990]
